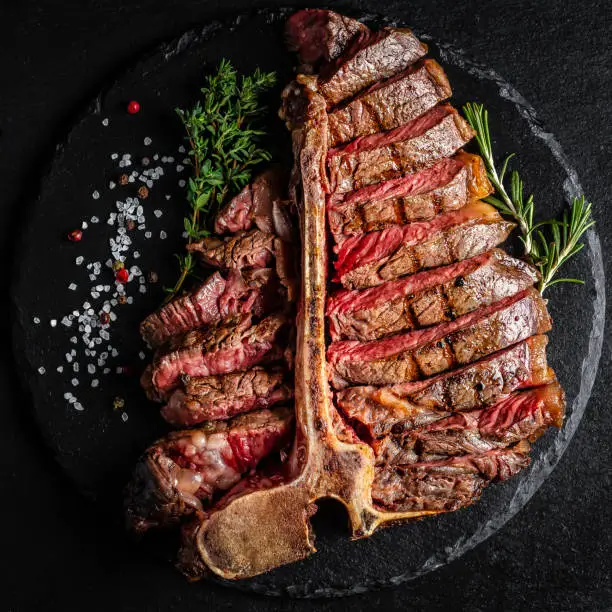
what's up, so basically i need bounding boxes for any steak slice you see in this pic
[327,249,539,341]
[187,229,276,270]
[125,406,294,533]
[144,313,290,400]
[214,167,293,241]
[327,152,492,237]
[140,269,278,349]
[327,60,452,147]
[374,383,565,466]
[285,9,368,72]
[328,288,552,388]
[336,335,554,439]
[318,28,427,107]
[161,367,293,426]
[333,201,515,289]
[372,441,531,513]
[327,104,474,193]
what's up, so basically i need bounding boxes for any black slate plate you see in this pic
[11,7,605,598]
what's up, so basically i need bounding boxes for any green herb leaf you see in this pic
[463,102,595,294]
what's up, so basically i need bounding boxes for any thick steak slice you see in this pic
[161,367,293,426]
[327,249,539,341]
[214,167,292,240]
[318,28,427,107]
[372,441,531,512]
[187,229,276,270]
[327,104,474,193]
[140,269,277,349]
[375,383,565,466]
[144,313,289,400]
[125,406,294,533]
[328,288,551,388]
[327,60,452,147]
[336,335,554,438]
[334,201,515,289]
[327,152,491,237]
[285,9,368,71]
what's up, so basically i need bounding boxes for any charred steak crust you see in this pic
[327,249,540,341]
[334,201,516,289]
[317,28,427,107]
[336,335,554,439]
[327,151,492,238]
[161,367,293,426]
[327,59,453,147]
[327,104,475,193]
[328,288,552,387]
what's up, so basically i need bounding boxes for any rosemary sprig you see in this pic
[163,59,276,302]
[463,102,595,293]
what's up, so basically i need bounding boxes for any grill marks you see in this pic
[327,60,453,147]
[327,250,540,341]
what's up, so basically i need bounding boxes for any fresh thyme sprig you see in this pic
[163,59,276,302]
[463,102,595,294]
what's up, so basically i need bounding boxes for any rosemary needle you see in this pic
[463,102,595,294]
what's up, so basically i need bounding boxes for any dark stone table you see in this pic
[1,0,610,610]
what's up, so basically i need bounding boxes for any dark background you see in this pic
[2,1,610,610]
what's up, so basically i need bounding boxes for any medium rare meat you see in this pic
[143,313,290,400]
[327,249,539,341]
[161,367,293,426]
[285,9,368,72]
[187,229,276,270]
[214,167,291,240]
[327,152,492,237]
[372,441,531,513]
[334,201,515,289]
[328,288,551,388]
[317,28,427,107]
[336,335,554,439]
[327,104,474,193]
[374,383,565,465]
[327,60,452,147]
[125,406,294,533]
[140,269,277,349]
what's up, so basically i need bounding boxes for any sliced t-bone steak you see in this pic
[372,441,531,513]
[161,367,294,426]
[327,59,452,147]
[125,406,294,533]
[140,269,278,349]
[143,313,290,400]
[327,249,539,341]
[327,152,492,237]
[333,200,515,289]
[327,104,474,193]
[336,335,554,439]
[317,28,427,107]
[187,229,276,270]
[285,9,368,72]
[328,288,552,388]
[214,167,293,241]
[374,383,565,466]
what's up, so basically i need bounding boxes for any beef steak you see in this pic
[125,406,294,533]
[327,104,474,193]
[336,335,554,439]
[327,60,452,146]
[161,367,293,426]
[327,152,492,237]
[328,288,552,387]
[333,200,515,289]
[317,27,427,107]
[327,249,539,341]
